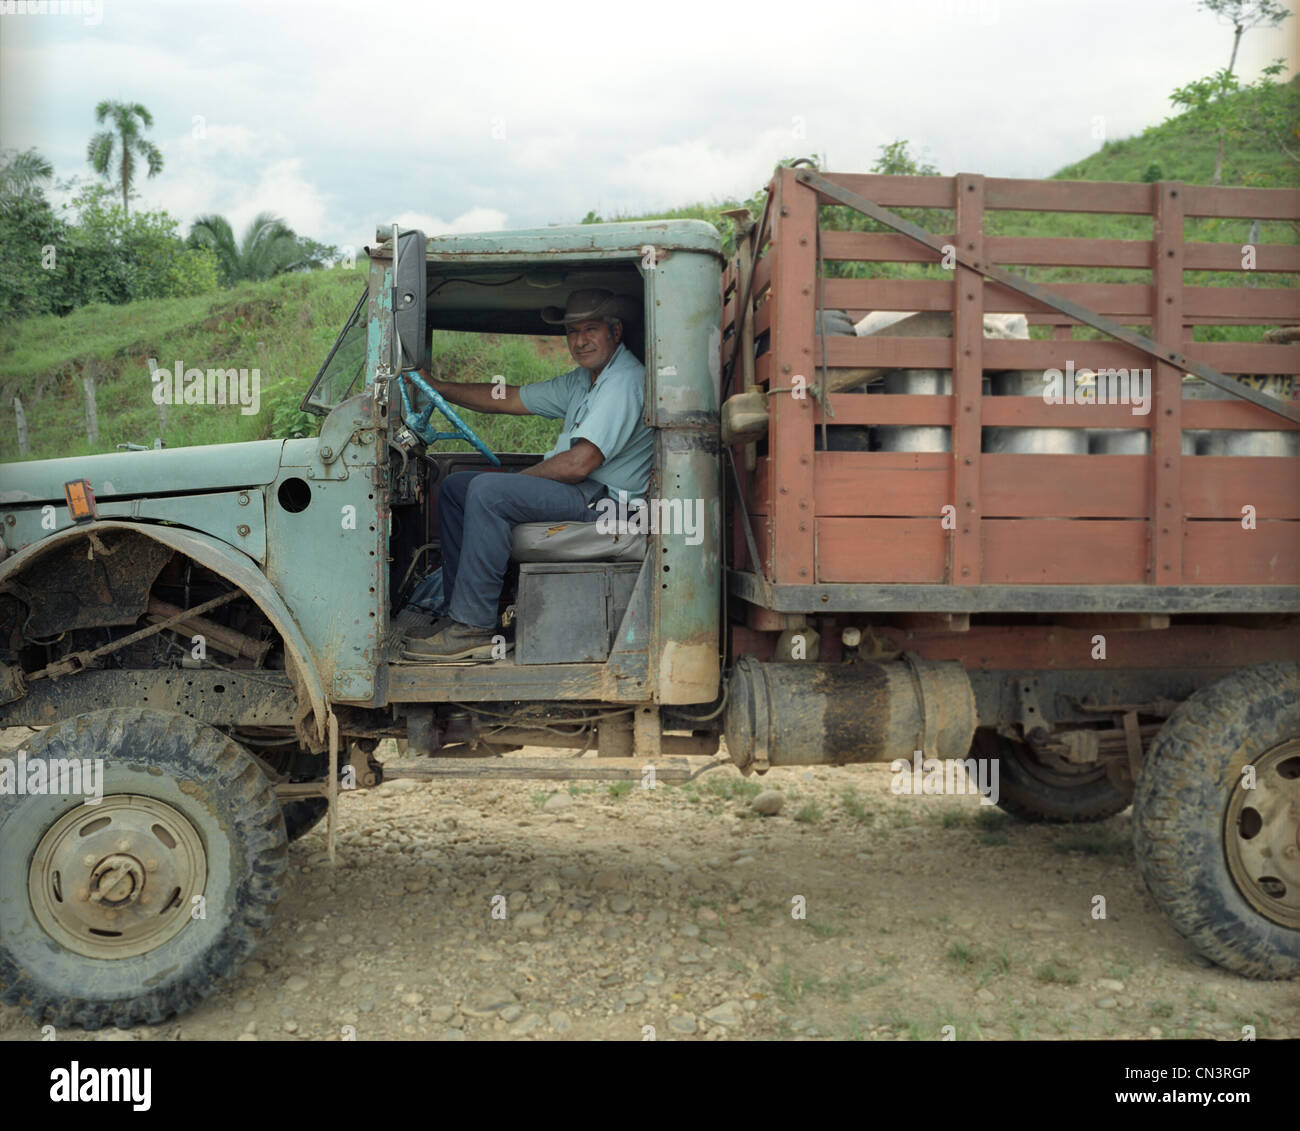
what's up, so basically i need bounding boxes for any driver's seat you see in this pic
[509,520,646,563]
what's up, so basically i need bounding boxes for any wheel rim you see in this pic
[1224,738,1300,929]
[28,795,208,959]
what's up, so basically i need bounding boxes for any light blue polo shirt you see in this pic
[519,342,654,499]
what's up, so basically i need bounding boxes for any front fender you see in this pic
[0,521,327,745]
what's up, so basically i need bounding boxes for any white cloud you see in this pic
[4,0,1297,251]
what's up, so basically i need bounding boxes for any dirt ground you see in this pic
[2,736,1297,1043]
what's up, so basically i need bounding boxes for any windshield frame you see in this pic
[300,285,369,416]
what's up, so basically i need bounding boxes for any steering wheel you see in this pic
[396,369,500,466]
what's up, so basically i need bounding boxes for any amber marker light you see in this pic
[63,479,97,523]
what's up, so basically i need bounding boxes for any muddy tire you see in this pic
[1133,662,1300,978]
[974,729,1131,823]
[283,798,328,842]
[0,708,288,1028]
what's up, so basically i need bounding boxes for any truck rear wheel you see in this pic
[973,730,1131,823]
[1133,662,1300,978]
[0,708,288,1028]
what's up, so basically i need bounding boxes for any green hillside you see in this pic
[0,268,565,463]
[1,75,1295,464]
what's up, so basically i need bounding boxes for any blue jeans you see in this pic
[438,470,602,629]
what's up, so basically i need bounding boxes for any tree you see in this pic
[292,235,342,272]
[870,139,940,177]
[0,148,54,205]
[57,182,218,311]
[1168,62,1299,185]
[0,195,67,321]
[86,100,164,215]
[187,211,308,285]
[1197,1,1291,182]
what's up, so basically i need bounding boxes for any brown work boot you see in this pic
[402,620,505,662]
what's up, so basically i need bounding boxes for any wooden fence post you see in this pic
[13,395,29,457]
[83,376,99,446]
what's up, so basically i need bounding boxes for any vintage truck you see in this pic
[0,165,1296,1028]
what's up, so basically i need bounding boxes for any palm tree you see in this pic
[86,100,163,214]
[187,212,303,285]
[0,148,54,203]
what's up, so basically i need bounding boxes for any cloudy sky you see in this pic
[1,0,1295,254]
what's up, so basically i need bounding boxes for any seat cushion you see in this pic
[510,520,647,563]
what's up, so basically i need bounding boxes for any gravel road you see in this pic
[2,739,1297,1042]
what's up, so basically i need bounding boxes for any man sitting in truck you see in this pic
[403,288,652,661]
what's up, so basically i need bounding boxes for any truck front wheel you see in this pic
[1133,661,1300,978]
[0,708,288,1028]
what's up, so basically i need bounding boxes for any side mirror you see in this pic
[390,225,427,371]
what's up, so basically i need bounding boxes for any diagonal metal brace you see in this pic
[795,169,1300,426]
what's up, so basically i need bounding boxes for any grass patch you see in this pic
[794,800,824,824]
[606,780,634,799]
[1053,832,1130,856]
[947,941,978,969]
[1034,958,1081,986]
[770,963,820,1007]
[839,787,874,824]
[702,775,763,804]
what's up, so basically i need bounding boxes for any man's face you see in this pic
[566,317,621,374]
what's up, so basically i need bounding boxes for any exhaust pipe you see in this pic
[724,655,976,773]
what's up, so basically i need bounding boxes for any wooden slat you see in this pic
[810,394,1300,429]
[1183,286,1299,320]
[982,339,1151,371]
[822,279,1157,317]
[1184,458,1300,519]
[1188,342,1300,375]
[815,395,953,426]
[984,178,1154,214]
[824,277,1297,323]
[1181,184,1300,220]
[985,235,1153,269]
[825,335,953,369]
[1183,401,1300,429]
[983,454,1148,518]
[981,400,1155,427]
[1184,521,1300,583]
[953,172,986,586]
[983,520,1148,583]
[1024,311,1285,328]
[820,230,953,264]
[829,336,1158,373]
[752,253,771,300]
[816,518,948,582]
[813,397,1187,429]
[818,172,955,209]
[1152,183,1185,584]
[751,454,774,513]
[812,451,949,516]
[721,290,738,335]
[819,234,1298,273]
[1184,242,1300,272]
[768,167,817,583]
